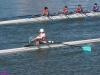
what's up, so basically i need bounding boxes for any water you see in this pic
[0,0,100,75]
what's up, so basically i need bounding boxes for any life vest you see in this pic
[43,9,49,15]
[62,8,68,13]
[93,6,99,12]
[38,33,47,41]
[77,7,83,13]
[42,36,47,41]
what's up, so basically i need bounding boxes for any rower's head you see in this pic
[78,4,81,7]
[94,3,97,6]
[65,6,67,8]
[39,28,44,33]
[44,7,48,10]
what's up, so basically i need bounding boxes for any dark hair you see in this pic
[44,7,48,10]
[94,3,97,5]
[78,4,81,6]
[65,6,67,8]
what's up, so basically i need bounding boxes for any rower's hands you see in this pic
[31,38,36,42]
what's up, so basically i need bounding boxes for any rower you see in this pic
[77,4,83,13]
[31,28,47,45]
[42,7,50,16]
[62,6,68,15]
[92,3,99,12]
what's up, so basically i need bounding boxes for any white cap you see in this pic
[39,28,44,32]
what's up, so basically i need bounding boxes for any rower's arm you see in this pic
[31,36,42,41]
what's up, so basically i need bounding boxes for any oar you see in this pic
[25,39,92,51]
[48,41,92,51]
[41,14,55,23]
[48,13,56,23]
[61,14,72,22]
[91,11,100,18]
[58,11,72,22]
[66,44,91,51]
[25,40,55,47]
[76,12,88,21]
[66,14,72,22]
[12,14,34,19]
[82,46,91,51]
[67,11,76,22]
[74,10,92,20]
[24,36,34,47]
[25,15,33,18]
[48,16,55,23]
[82,11,93,20]
[28,36,34,44]
[62,43,92,51]
[29,38,31,44]
[12,14,45,20]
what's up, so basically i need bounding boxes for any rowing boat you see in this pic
[0,11,100,25]
[0,38,100,54]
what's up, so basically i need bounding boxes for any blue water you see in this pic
[0,0,100,75]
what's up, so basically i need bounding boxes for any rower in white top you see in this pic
[31,28,47,45]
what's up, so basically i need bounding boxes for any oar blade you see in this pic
[29,38,31,43]
[29,36,34,43]
[25,15,32,18]
[51,19,55,23]
[82,46,91,51]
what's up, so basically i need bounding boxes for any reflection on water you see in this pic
[34,50,47,65]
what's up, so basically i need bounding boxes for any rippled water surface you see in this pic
[0,0,100,75]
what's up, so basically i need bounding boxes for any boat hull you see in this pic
[0,43,66,54]
[0,12,100,25]
[0,38,100,54]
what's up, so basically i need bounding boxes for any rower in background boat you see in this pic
[62,6,68,15]
[31,28,47,45]
[92,3,99,12]
[77,4,83,13]
[42,7,50,16]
